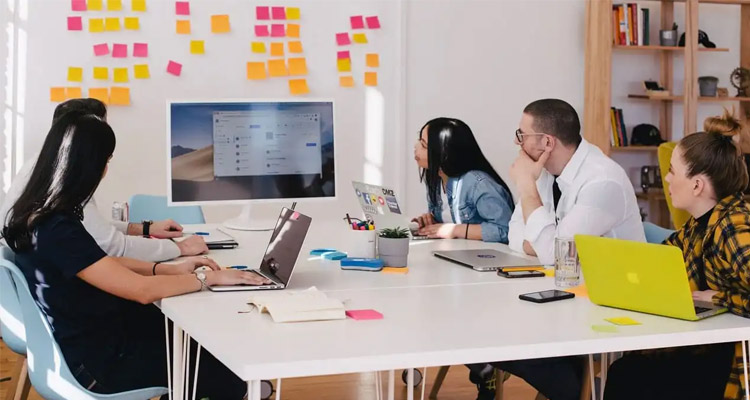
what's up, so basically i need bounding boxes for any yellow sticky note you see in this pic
[289,79,309,95]
[109,87,130,106]
[132,0,146,12]
[268,59,288,77]
[211,15,230,33]
[353,33,368,44]
[105,17,121,31]
[190,40,205,54]
[50,87,66,102]
[286,24,300,38]
[89,18,104,33]
[251,42,266,53]
[113,67,129,83]
[288,57,307,76]
[366,53,379,68]
[542,268,555,277]
[88,88,109,104]
[288,41,303,54]
[592,324,618,333]
[286,7,300,20]
[365,71,378,87]
[133,64,150,79]
[93,67,108,80]
[65,87,82,100]
[246,62,267,80]
[107,0,122,11]
[67,67,83,82]
[270,42,284,57]
[176,20,191,34]
[605,317,641,326]
[124,17,140,30]
[337,58,351,72]
[87,0,103,11]
[339,76,354,87]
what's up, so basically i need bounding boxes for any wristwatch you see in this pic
[194,271,207,291]
[142,220,153,237]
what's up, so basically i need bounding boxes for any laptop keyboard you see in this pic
[694,306,712,314]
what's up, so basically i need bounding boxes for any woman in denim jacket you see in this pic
[411,118,514,243]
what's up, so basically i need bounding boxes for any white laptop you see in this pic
[351,181,431,240]
[433,249,542,272]
[209,207,311,292]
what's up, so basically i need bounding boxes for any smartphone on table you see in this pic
[519,290,575,303]
[498,270,545,279]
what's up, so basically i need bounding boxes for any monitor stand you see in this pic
[223,205,274,231]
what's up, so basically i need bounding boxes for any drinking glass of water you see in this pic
[554,237,580,287]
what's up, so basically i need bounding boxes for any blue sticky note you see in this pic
[323,251,347,260]
[310,248,337,256]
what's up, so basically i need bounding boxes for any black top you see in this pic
[14,212,131,364]
[552,176,562,212]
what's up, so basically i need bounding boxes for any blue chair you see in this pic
[0,246,31,399]
[643,222,675,244]
[128,194,205,225]
[0,250,168,400]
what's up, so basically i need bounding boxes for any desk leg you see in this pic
[192,344,202,400]
[588,354,595,400]
[407,368,414,400]
[600,353,608,400]
[165,317,172,400]
[173,325,185,400]
[248,380,261,400]
[388,370,395,400]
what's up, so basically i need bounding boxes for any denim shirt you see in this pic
[427,170,514,243]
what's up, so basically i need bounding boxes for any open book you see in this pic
[248,287,346,323]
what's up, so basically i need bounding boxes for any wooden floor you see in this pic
[1,339,539,399]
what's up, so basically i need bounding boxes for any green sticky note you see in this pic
[592,324,618,333]
[606,317,641,326]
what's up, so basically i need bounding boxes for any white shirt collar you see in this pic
[556,139,591,188]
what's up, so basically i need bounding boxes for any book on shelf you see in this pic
[610,107,629,147]
[613,4,650,46]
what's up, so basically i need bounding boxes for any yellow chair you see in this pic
[658,142,691,229]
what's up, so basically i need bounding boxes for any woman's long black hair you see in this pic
[419,118,513,207]
[3,111,116,252]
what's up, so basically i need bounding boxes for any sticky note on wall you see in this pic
[366,53,379,67]
[176,20,191,34]
[246,62,266,80]
[93,43,109,56]
[286,24,300,38]
[211,15,230,33]
[71,0,87,11]
[270,42,284,57]
[88,88,109,104]
[105,17,121,31]
[365,71,378,87]
[268,59,288,77]
[113,67,129,83]
[109,87,130,106]
[339,76,354,87]
[336,33,350,46]
[131,0,146,11]
[88,0,103,11]
[124,17,140,30]
[288,41,303,53]
[50,87,66,102]
[190,40,205,54]
[337,58,351,72]
[67,17,83,31]
[337,50,350,60]
[175,1,190,15]
[67,67,83,82]
[256,6,270,20]
[350,16,365,29]
[271,6,286,20]
[288,58,307,76]
[271,24,285,37]
[289,79,309,95]
[251,42,266,53]
[167,60,183,76]
[65,87,82,100]
[133,43,148,57]
[366,16,381,29]
[133,64,150,79]
[107,0,122,11]
[89,18,104,32]
[286,7,300,20]
[353,33,368,44]
[112,43,128,58]
[255,25,269,37]
[93,67,109,80]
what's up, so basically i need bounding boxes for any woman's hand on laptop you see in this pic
[412,213,435,229]
[419,223,458,239]
[205,270,272,287]
[176,235,209,256]
[692,290,718,304]
[173,256,221,274]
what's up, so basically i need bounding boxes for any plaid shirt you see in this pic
[665,194,750,400]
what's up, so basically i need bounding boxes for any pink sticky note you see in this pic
[366,16,381,29]
[256,6,270,20]
[271,6,285,20]
[93,43,109,56]
[350,16,365,29]
[337,50,350,60]
[133,43,148,57]
[71,0,87,11]
[167,60,182,76]
[346,309,383,320]
[255,25,269,37]
[112,43,127,58]
[271,24,285,37]
[175,1,190,15]
[67,16,83,31]
[336,33,351,46]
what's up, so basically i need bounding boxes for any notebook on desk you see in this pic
[176,228,238,249]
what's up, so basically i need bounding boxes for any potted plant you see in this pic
[377,227,410,268]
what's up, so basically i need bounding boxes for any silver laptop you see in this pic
[209,208,311,292]
[433,249,542,272]
[351,181,432,240]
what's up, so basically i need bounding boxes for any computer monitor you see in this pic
[167,99,336,230]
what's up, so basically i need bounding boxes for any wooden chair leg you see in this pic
[428,365,450,399]
[5,357,23,400]
[494,369,503,400]
[579,356,601,400]
[9,358,30,400]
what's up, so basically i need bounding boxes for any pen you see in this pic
[184,231,209,236]
[291,202,297,210]
[346,213,352,225]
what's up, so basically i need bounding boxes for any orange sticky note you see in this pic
[110,87,130,106]
[93,67,108,80]
[339,76,354,87]
[382,267,408,274]
[353,33,368,44]
[211,15,230,33]
[113,67,129,83]
[564,284,589,299]
[365,71,377,87]
[65,87,82,99]
[288,58,307,76]
[270,42,284,57]
[67,67,83,82]
[288,41,303,53]
[124,17,140,30]
[289,79,309,95]
[268,59,288,77]
[176,20,191,34]
[190,40,205,54]
[246,62,267,80]
[132,0,146,12]
[366,53,379,68]
[337,58,351,72]
[107,0,122,11]
[286,7,300,20]
[50,87,66,102]
[89,18,104,33]
[87,0,103,11]
[251,42,266,53]
[105,17,121,31]
[88,88,109,104]
[133,64,150,79]
[286,24,300,38]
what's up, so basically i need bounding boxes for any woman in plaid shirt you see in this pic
[605,110,750,400]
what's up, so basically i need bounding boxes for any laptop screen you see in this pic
[258,208,312,285]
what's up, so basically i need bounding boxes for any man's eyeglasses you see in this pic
[515,129,545,143]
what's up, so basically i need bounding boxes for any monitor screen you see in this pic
[168,100,335,204]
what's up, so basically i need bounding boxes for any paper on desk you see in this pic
[175,229,236,244]
[248,287,346,323]
[605,317,641,326]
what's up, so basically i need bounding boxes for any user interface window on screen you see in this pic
[169,102,335,202]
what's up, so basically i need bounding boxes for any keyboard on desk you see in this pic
[694,306,712,314]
